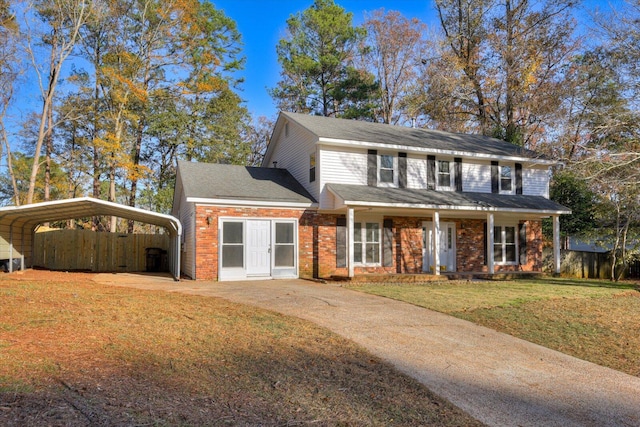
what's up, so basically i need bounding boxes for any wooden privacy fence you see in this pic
[544,248,640,279]
[559,249,611,279]
[33,229,170,273]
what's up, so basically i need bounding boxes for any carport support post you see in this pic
[347,207,354,278]
[553,215,561,274]
[487,213,495,274]
[432,211,440,275]
[8,224,13,273]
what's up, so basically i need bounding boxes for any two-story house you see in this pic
[172,112,570,281]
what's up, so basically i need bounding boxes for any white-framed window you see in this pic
[354,222,381,265]
[500,165,513,193]
[494,225,517,264]
[378,154,397,186]
[274,222,295,267]
[221,221,244,268]
[437,160,453,190]
[309,153,316,182]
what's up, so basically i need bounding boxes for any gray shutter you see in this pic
[336,217,347,268]
[383,219,393,267]
[454,157,463,192]
[367,150,377,186]
[515,163,523,194]
[491,161,499,193]
[398,153,407,188]
[519,223,527,265]
[427,155,436,190]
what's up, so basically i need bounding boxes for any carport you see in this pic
[0,197,182,280]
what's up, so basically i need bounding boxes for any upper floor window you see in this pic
[437,160,452,189]
[379,154,396,185]
[500,166,512,193]
[309,153,316,182]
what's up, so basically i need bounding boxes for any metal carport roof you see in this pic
[0,197,182,280]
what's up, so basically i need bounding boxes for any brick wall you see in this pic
[191,205,544,280]
[193,205,313,280]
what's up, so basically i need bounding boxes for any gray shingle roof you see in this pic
[327,184,570,214]
[282,112,547,160]
[178,161,316,204]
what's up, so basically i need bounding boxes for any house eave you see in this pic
[334,199,570,216]
[186,197,317,209]
[317,137,558,166]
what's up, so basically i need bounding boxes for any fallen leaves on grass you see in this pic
[0,272,481,426]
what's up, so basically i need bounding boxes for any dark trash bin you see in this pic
[145,248,163,272]
[0,259,21,272]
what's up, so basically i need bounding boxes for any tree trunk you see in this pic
[44,100,53,202]
[127,116,145,233]
[1,126,19,206]
[27,67,58,204]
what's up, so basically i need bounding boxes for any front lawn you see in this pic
[0,272,480,426]
[347,278,640,377]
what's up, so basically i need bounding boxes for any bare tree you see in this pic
[361,9,428,125]
[0,0,21,205]
[23,0,90,204]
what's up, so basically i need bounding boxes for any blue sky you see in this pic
[211,0,438,120]
[212,0,619,122]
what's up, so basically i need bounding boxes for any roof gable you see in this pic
[177,161,316,205]
[278,111,550,162]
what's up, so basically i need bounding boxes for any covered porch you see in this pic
[324,184,571,280]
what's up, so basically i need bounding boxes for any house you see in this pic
[172,112,570,281]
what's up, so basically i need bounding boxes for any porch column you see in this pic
[553,215,561,274]
[347,207,355,278]
[433,211,440,275]
[487,213,495,274]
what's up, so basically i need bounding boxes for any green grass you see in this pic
[347,278,640,376]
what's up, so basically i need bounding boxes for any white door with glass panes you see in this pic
[422,221,456,272]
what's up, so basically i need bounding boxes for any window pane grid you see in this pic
[500,166,512,191]
[493,225,517,264]
[380,155,395,183]
[438,161,451,187]
[354,222,381,265]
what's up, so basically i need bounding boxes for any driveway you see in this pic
[97,274,640,427]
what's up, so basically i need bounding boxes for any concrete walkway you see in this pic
[98,274,640,427]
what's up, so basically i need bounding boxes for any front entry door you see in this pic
[422,222,456,273]
[246,220,271,276]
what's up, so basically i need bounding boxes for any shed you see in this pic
[0,197,182,280]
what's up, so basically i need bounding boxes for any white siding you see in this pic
[319,147,367,208]
[268,120,319,201]
[407,156,427,189]
[523,168,549,198]
[178,200,196,279]
[463,161,492,193]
